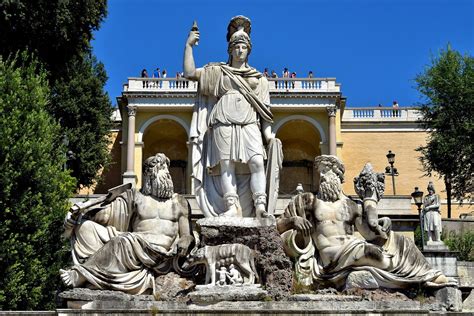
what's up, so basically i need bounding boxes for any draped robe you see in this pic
[190,63,274,217]
[280,193,454,289]
[69,190,182,294]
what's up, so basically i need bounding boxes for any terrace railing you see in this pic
[125,77,340,93]
[343,107,422,121]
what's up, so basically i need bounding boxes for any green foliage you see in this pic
[51,54,113,188]
[0,0,107,79]
[0,0,113,188]
[0,53,75,310]
[414,225,423,250]
[415,46,474,203]
[442,231,474,261]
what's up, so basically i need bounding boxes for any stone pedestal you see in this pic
[434,286,463,312]
[189,284,268,303]
[197,217,293,300]
[425,240,449,250]
[422,249,458,278]
[57,288,466,313]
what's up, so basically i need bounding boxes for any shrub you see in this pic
[0,53,75,309]
[442,230,474,261]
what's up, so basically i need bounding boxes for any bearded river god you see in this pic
[184,16,282,218]
[60,153,195,295]
[277,155,457,290]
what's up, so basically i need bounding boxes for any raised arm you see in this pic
[183,30,203,81]
[354,200,391,244]
[175,195,195,256]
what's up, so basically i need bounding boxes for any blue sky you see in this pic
[92,0,473,107]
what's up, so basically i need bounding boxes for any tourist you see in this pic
[308,70,314,88]
[392,100,399,117]
[283,67,289,89]
[176,71,182,88]
[141,68,149,88]
[271,70,278,89]
[153,67,161,88]
[263,68,270,78]
[290,71,296,89]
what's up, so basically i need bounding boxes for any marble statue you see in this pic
[183,16,282,218]
[60,153,195,295]
[353,163,387,241]
[227,264,244,285]
[183,243,258,286]
[217,267,228,286]
[277,155,455,290]
[423,181,442,244]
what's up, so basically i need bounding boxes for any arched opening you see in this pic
[142,119,188,194]
[276,120,321,194]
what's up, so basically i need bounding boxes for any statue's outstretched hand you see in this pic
[186,31,200,47]
[177,235,194,256]
[293,216,313,236]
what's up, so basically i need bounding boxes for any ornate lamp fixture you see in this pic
[385,150,398,195]
[411,187,425,249]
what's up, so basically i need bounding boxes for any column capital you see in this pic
[127,105,137,117]
[326,106,337,117]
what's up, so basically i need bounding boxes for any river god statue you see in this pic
[277,155,456,290]
[60,153,195,295]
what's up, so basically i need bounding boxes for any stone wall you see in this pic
[443,219,474,236]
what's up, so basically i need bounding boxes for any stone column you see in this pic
[327,106,337,156]
[123,105,137,185]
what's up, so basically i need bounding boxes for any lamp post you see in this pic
[385,150,397,195]
[411,187,424,250]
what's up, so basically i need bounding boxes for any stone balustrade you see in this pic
[125,78,198,92]
[125,77,340,93]
[343,107,422,121]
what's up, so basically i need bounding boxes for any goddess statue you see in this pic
[183,16,282,217]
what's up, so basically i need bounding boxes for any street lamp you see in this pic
[411,187,425,249]
[385,150,398,195]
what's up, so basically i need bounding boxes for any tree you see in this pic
[0,0,107,79]
[0,53,75,309]
[415,46,474,217]
[51,54,113,188]
[0,0,113,188]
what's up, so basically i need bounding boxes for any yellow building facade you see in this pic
[90,76,469,219]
